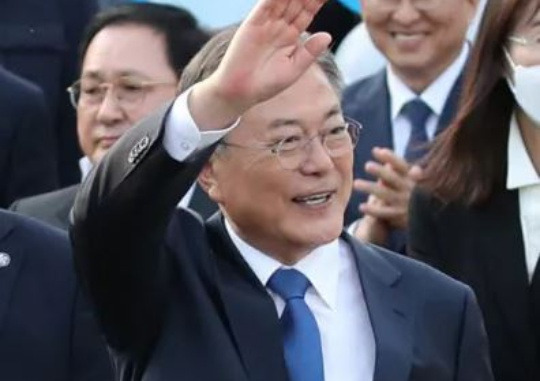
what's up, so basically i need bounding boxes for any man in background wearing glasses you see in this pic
[9,3,210,230]
[71,0,492,380]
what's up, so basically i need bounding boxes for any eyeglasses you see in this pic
[365,0,443,12]
[508,34,540,49]
[219,119,362,170]
[66,76,176,109]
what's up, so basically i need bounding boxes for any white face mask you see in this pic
[505,50,540,127]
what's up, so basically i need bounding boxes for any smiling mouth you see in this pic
[292,191,334,206]
[391,32,427,41]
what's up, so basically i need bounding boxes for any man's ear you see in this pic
[198,160,222,203]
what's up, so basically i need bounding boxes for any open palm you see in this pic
[212,0,331,110]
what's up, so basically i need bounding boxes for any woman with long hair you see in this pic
[409,0,540,380]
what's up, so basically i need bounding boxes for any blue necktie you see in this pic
[267,269,324,381]
[401,99,432,162]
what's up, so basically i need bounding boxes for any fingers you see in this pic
[250,0,288,22]
[360,202,400,220]
[364,161,407,191]
[206,0,330,115]
[359,201,408,229]
[251,0,327,27]
[353,215,390,246]
[291,32,332,69]
[283,0,305,23]
[364,147,423,192]
[408,164,424,182]
[291,0,328,31]
[354,179,400,204]
[372,147,410,175]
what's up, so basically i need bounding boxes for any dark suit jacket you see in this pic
[71,105,492,381]
[10,184,78,230]
[0,0,98,185]
[341,69,463,226]
[409,189,540,381]
[0,67,59,208]
[10,182,216,231]
[0,209,112,380]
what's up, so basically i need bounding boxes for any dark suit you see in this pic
[0,209,113,380]
[71,105,492,381]
[0,0,98,185]
[10,184,79,230]
[409,188,540,381]
[10,182,216,231]
[0,67,59,208]
[341,69,463,226]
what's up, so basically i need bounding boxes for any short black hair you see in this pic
[79,3,210,78]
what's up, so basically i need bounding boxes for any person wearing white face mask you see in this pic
[505,45,540,125]
[408,0,540,380]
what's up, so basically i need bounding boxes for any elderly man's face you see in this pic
[361,0,477,85]
[77,24,178,163]
[201,66,353,262]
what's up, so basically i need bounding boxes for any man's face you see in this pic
[361,0,477,87]
[202,66,353,263]
[77,24,178,163]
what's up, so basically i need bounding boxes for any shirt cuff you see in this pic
[163,87,240,162]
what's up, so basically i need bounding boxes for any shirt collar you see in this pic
[79,156,94,181]
[507,113,540,189]
[224,218,341,310]
[387,43,469,121]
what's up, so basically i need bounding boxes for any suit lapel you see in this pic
[345,70,393,224]
[205,215,289,381]
[472,190,537,361]
[436,73,464,135]
[0,213,23,332]
[351,70,394,180]
[188,184,217,220]
[205,217,415,381]
[345,234,414,381]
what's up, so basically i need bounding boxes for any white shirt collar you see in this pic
[79,156,94,181]
[387,43,469,121]
[224,218,341,310]
[507,113,540,189]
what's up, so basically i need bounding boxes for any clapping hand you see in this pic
[354,147,423,230]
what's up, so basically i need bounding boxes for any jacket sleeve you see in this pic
[70,288,114,381]
[70,103,216,357]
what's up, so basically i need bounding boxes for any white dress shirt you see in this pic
[506,114,540,282]
[163,88,377,381]
[78,156,93,181]
[386,44,469,158]
[225,220,376,381]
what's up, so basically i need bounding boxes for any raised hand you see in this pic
[354,147,423,230]
[218,0,331,106]
[190,0,331,130]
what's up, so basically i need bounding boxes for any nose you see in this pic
[391,0,422,25]
[95,89,124,126]
[298,138,334,175]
